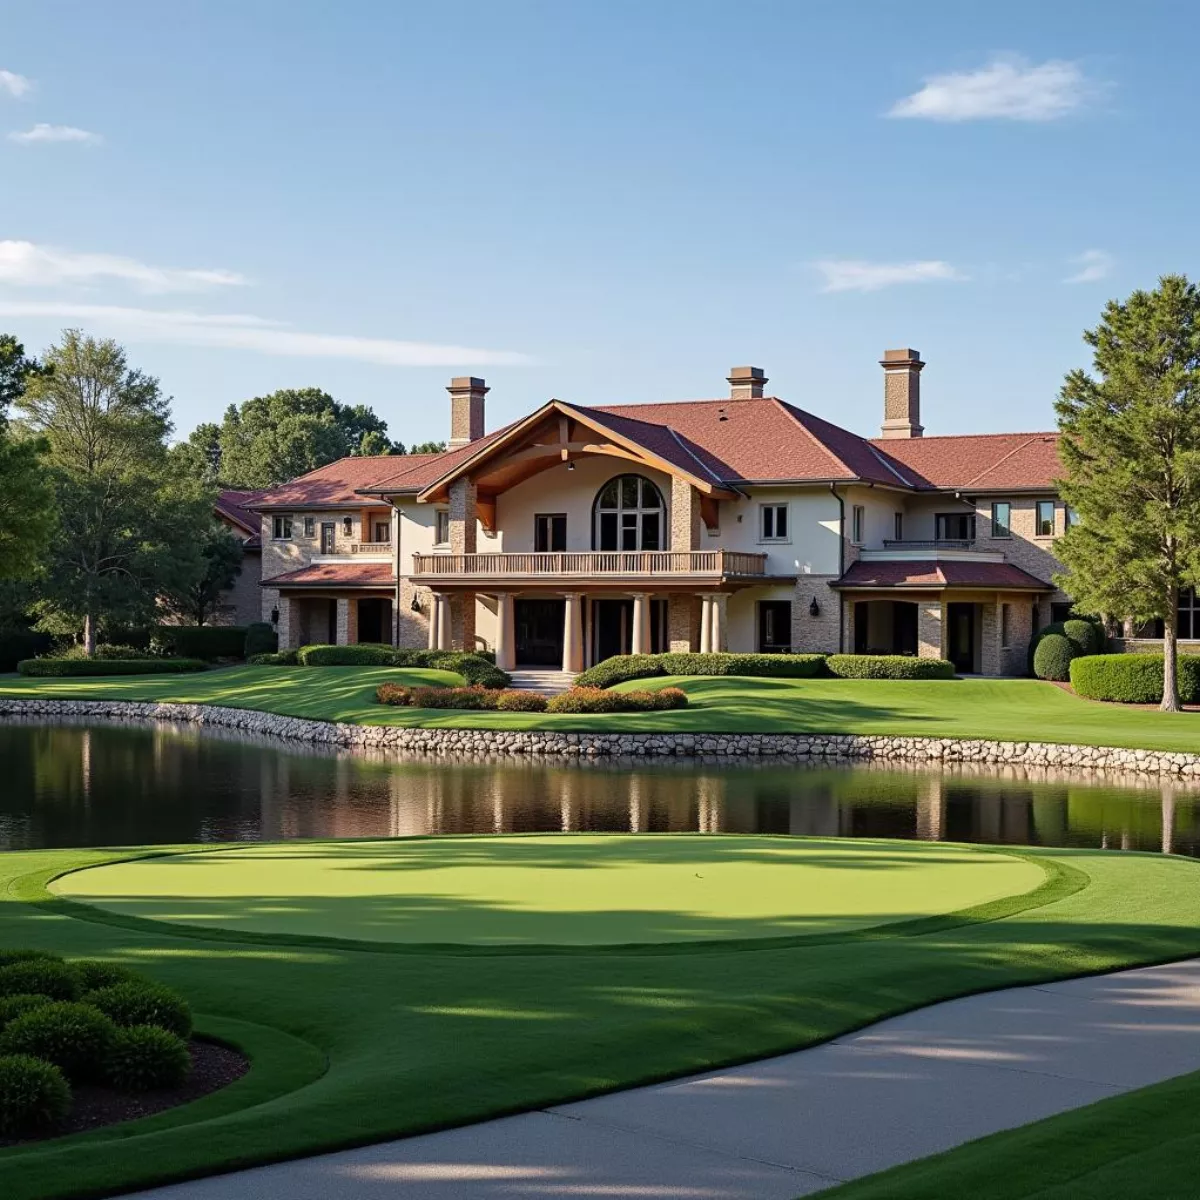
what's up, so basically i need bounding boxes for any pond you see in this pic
[2,719,1198,855]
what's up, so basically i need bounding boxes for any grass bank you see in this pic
[2,666,1200,752]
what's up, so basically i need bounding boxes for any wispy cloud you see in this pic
[8,123,102,145]
[0,240,247,293]
[0,70,32,99]
[814,259,967,293]
[887,56,1097,122]
[1063,249,1113,284]
[0,300,534,367]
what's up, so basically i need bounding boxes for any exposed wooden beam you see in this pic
[700,495,720,532]
[477,495,497,534]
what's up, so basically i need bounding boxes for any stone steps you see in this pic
[506,669,577,697]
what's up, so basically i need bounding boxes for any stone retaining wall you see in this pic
[3,697,1199,778]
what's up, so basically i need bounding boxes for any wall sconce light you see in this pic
[270,607,280,625]
[410,594,422,613]
[566,461,576,471]
[809,596,820,618]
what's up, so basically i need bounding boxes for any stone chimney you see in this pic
[727,366,767,400]
[447,376,488,447]
[879,349,924,439]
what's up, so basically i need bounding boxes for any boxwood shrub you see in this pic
[0,1054,71,1135]
[72,960,138,992]
[83,982,192,1039]
[545,686,689,714]
[105,1025,191,1092]
[18,657,207,677]
[574,652,825,689]
[574,654,666,688]
[1033,633,1075,682]
[1070,653,1200,704]
[0,1002,117,1082]
[297,642,397,666]
[0,959,82,1001]
[243,621,278,658]
[152,625,247,661]
[825,654,956,680]
[248,649,298,666]
[0,995,53,1034]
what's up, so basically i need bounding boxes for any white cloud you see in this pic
[0,70,32,99]
[814,259,967,293]
[8,123,102,145]
[1064,249,1113,284]
[0,300,534,367]
[0,240,247,293]
[887,56,1095,122]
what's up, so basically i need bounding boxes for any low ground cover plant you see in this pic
[545,686,689,714]
[1070,653,1200,704]
[17,658,208,678]
[0,950,195,1137]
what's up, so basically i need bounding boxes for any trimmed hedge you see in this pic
[153,625,247,661]
[826,654,956,680]
[105,1025,191,1092]
[0,1054,71,1135]
[1070,653,1200,704]
[84,982,192,1039]
[495,689,549,712]
[574,654,667,688]
[72,961,138,992]
[0,995,53,1034]
[295,645,511,687]
[1033,633,1075,682]
[0,1002,117,1082]
[244,621,278,658]
[248,649,298,666]
[0,629,53,673]
[376,683,547,712]
[574,652,826,689]
[18,657,208,677]
[545,686,689,714]
[0,959,81,1001]
[297,643,397,666]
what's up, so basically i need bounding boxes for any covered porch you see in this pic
[266,563,398,649]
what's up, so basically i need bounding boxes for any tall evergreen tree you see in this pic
[1055,275,1200,710]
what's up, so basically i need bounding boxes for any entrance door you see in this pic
[320,522,336,555]
[515,599,565,666]
[946,602,975,673]
[357,598,392,645]
[758,601,793,653]
[594,598,632,662]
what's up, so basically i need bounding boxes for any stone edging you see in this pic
[2,697,1199,777]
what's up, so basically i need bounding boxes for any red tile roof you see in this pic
[267,563,397,587]
[868,433,1062,491]
[253,455,446,508]
[215,490,265,548]
[833,560,1054,590]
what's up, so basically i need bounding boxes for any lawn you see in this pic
[3,837,1200,1199]
[3,665,1200,752]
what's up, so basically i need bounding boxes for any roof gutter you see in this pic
[830,482,846,652]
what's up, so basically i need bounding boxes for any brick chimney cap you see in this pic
[727,365,766,381]
[447,376,489,392]
[880,349,923,367]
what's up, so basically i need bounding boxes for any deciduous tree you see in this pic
[158,522,244,625]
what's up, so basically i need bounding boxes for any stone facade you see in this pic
[5,698,1200,777]
[973,496,1070,611]
[791,577,843,654]
[397,579,432,649]
[917,600,945,659]
[670,477,702,551]
[668,594,698,652]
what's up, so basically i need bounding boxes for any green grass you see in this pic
[2,665,1200,751]
[3,838,1200,1199]
[50,836,1046,946]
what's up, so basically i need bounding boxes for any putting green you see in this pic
[52,835,1047,946]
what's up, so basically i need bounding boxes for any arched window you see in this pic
[593,474,665,551]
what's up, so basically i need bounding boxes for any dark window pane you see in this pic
[599,512,618,550]
[552,515,566,552]
[762,507,774,539]
[776,506,787,539]
[598,480,618,508]
[641,512,660,550]
[621,476,639,508]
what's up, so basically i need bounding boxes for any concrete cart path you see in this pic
[130,958,1200,1199]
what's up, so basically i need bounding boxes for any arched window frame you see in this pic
[592,474,666,551]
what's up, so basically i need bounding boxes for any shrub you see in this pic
[83,982,192,1039]
[248,649,298,666]
[494,689,548,712]
[408,685,499,710]
[1070,653,1200,704]
[56,643,155,661]
[423,651,511,688]
[297,642,397,666]
[0,995,52,1034]
[105,1025,192,1092]
[826,654,956,680]
[153,626,247,661]
[660,652,826,678]
[244,621,278,658]
[545,686,690,714]
[1033,633,1075,682]
[0,1054,71,1135]
[375,682,412,706]
[0,1002,117,1081]
[71,960,138,992]
[1062,618,1104,657]
[18,658,207,677]
[0,629,52,673]
[0,958,81,1001]
[0,949,60,969]
[574,654,665,688]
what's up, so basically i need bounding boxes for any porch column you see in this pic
[699,594,713,653]
[432,593,452,651]
[274,595,295,649]
[427,593,441,650]
[335,598,353,646]
[631,592,651,655]
[917,600,946,659]
[711,593,728,652]
[495,593,516,671]
[563,592,584,673]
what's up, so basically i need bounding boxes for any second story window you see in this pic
[760,504,789,542]
[893,512,903,541]
[535,513,567,552]
[372,520,390,543]
[936,512,975,542]
[272,515,293,540]
[302,516,315,538]
[1065,505,1080,529]
[434,509,451,546]
[593,474,664,551]
[851,505,865,545]
[1036,500,1055,537]
[991,502,1011,539]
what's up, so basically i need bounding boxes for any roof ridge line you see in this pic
[960,434,1044,488]
[771,398,859,479]
[664,426,728,486]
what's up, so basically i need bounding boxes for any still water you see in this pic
[2,719,1197,855]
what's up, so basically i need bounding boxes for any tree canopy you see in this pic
[1055,274,1200,710]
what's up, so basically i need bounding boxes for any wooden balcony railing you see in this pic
[411,550,769,579]
[349,540,392,554]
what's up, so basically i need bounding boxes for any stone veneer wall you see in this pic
[791,576,842,653]
[5,698,1199,777]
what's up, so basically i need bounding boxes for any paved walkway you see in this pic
[133,959,1200,1199]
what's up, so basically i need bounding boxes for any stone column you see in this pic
[335,598,353,646]
[450,593,475,653]
[562,593,584,673]
[432,594,452,651]
[274,595,294,649]
[449,477,478,555]
[668,594,697,652]
[631,592,651,654]
[495,593,515,671]
[670,476,702,551]
[699,594,713,654]
[918,600,946,659]
[711,594,728,652]
[427,593,441,650]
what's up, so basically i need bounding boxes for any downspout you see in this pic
[829,483,846,652]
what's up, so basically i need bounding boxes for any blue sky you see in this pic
[0,0,1194,446]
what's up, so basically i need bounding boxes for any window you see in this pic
[935,512,975,541]
[302,516,315,539]
[990,502,1011,539]
[1180,589,1200,639]
[320,521,335,554]
[758,601,793,653]
[272,515,293,540]
[1065,505,1080,529]
[372,520,390,543]
[893,512,903,541]
[1001,603,1012,648]
[1036,500,1055,537]
[434,510,450,546]
[760,504,789,542]
[342,516,353,536]
[535,513,567,552]
[851,505,865,545]
[593,474,664,551]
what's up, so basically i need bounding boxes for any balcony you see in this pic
[349,539,392,555]
[411,550,770,584]
[865,539,1002,564]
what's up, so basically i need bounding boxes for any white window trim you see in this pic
[272,515,293,541]
[851,504,865,547]
[758,502,791,544]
